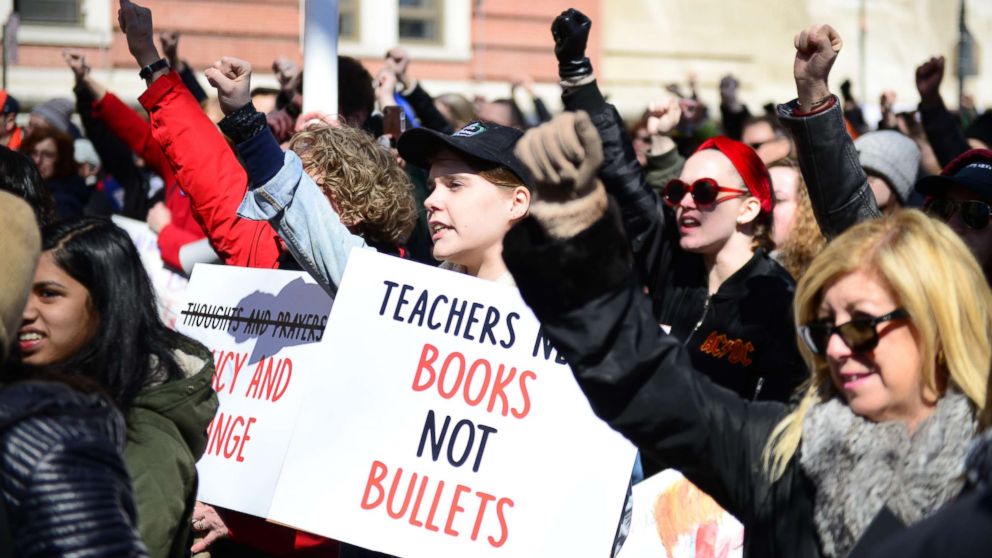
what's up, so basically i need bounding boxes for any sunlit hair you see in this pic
[289,125,417,246]
[478,165,527,193]
[769,159,827,279]
[435,93,476,130]
[763,209,992,480]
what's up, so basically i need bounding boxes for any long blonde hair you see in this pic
[763,209,992,480]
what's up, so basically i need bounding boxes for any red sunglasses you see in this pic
[662,178,749,208]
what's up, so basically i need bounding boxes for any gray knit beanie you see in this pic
[854,130,921,204]
[31,97,74,134]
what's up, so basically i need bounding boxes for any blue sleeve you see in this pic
[238,128,285,187]
[237,150,371,297]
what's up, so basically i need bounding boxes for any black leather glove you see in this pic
[551,8,592,79]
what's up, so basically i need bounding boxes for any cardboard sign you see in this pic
[176,264,333,517]
[266,250,637,558]
[618,470,743,558]
[112,215,189,329]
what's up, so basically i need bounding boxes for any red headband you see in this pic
[695,136,773,214]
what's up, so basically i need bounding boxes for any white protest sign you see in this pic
[112,215,188,329]
[618,470,743,558]
[267,250,637,558]
[176,264,333,517]
[302,0,338,117]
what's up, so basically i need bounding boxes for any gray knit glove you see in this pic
[514,110,607,239]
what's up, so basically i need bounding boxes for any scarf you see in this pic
[799,389,976,558]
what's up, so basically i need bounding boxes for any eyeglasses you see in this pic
[662,178,749,208]
[798,309,909,356]
[924,198,992,230]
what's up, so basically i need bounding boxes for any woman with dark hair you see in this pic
[0,193,149,558]
[17,217,218,558]
[20,126,91,219]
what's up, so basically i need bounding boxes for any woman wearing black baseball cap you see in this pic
[397,120,532,283]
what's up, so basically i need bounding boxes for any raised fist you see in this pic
[62,49,90,82]
[793,24,843,109]
[551,8,592,79]
[204,56,253,116]
[514,110,606,238]
[793,24,842,84]
[159,31,180,66]
[117,0,160,68]
[647,97,682,137]
[915,56,945,104]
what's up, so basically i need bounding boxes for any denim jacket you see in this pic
[235,132,370,298]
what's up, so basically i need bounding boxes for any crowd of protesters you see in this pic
[2,0,992,556]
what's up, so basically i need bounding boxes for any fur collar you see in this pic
[799,389,976,558]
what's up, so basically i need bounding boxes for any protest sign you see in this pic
[176,264,333,517]
[618,470,743,558]
[112,215,188,328]
[267,250,637,558]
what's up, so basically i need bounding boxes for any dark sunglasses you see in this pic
[662,178,748,208]
[798,309,909,356]
[924,198,992,230]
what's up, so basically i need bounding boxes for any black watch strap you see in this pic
[139,58,170,80]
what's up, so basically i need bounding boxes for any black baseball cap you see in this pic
[397,120,533,188]
[916,149,992,198]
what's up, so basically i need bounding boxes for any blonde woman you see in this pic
[502,113,992,558]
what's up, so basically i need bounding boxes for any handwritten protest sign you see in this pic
[267,250,637,558]
[176,264,332,517]
[112,215,188,328]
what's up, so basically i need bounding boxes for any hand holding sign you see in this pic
[205,57,253,116]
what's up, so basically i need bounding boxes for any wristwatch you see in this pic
[139,58,170,80]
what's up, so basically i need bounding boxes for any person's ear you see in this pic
[736,196,762,226]
[510,186,531,220]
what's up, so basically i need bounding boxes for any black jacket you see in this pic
[563,80,805,403]
[503,212,819,557]
[777,98,881,240]
[0,380,148,558]
[919,97,971,168]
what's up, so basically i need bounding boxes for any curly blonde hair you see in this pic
[289,125,417,246]
[770,159,827,279]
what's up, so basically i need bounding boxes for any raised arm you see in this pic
[387,47,455,135]
[206,56,369,296]
[551,8,673,291]
[915,56,971,168]
[65,49,152,220]
[777,24,880,239]
[119,0,281,269]
[503,112,789,521]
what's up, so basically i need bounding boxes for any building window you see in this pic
[15,0,82,25]
[398,0,442,44]
[339,0,359,41]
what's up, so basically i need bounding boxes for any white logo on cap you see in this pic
[967,163,992,172]
[453,122,486,137]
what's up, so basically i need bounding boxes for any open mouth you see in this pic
[679,215,701,229]
[429,222,453,240]
[18,331,44,352]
